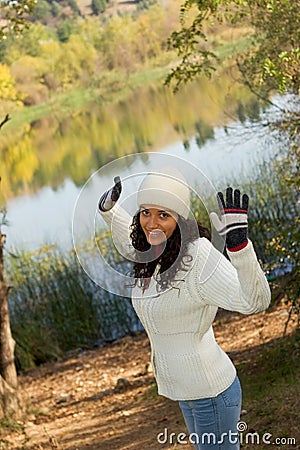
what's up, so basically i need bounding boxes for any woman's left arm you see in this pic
[197,187,271,314]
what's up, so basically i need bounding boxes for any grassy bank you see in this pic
[4,64,172,131]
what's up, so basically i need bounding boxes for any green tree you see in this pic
[31,0,52,22]
[51,1,62,17]
[91,0,108,15]
[57,19,77,43]
[68,0,81,15]
[166,0,300,95]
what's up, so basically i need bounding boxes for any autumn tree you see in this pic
[166,0,300,95]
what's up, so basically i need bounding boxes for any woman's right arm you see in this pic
[98,177,135,259]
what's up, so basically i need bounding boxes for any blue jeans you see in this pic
[179,376,242,450]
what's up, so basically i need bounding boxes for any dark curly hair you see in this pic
[129,212,210,291]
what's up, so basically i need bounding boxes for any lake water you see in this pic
[1,76,289,251]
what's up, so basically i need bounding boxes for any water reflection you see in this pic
[0,72,277,249]
[1,72,260,199]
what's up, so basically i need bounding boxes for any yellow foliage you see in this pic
[78,17,104,47]
[135,14,161,61]
[10,56,44,84]
[67,35,97,70]
[102,15,137,70]
[9,56,50,104]
[0,63,20,102]
[138,4,169,43]
[40,40,62,68]
[55,35,97,87]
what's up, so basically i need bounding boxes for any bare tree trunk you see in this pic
[0,120,23,419]
[0,229,23,419]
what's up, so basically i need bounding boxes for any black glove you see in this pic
[210,187,249,251]
[98,176,122,212]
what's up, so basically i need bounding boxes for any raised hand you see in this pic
[210,187,249,251]
[98,176,122,212]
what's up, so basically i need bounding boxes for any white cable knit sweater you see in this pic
[100,204,271,401]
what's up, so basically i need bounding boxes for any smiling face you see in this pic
[139,205,178,246]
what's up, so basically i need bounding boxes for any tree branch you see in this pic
[0,115,10,130]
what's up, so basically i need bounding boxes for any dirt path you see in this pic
[1,301,297,450]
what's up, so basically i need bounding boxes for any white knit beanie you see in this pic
[137,167,190,219]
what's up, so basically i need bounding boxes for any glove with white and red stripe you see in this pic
[210,187,249,252]
[98,176,122,212]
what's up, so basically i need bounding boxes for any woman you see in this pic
[98,168,271,449]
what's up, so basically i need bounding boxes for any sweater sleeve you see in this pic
[196,239,271,314]
[99,203,135,259]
